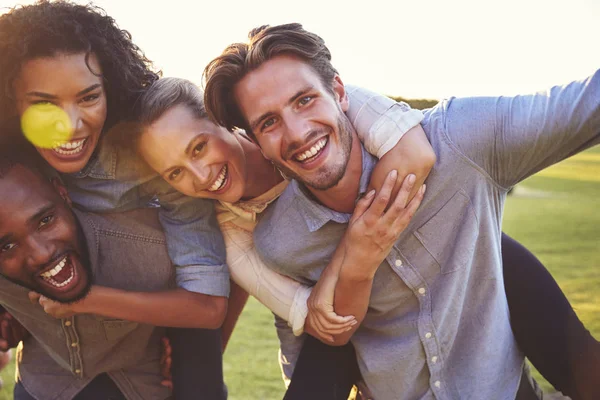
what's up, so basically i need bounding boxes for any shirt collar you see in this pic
[292,144,377,232]
[67,139,116,179]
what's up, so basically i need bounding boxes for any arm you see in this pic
[346,85,436,203]
[31,286,227,329]
[157,192,231,298]
[220,223,354,341]
[444,69,600,188]
[310,172,425,346]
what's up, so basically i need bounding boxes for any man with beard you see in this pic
[0,144,173,400]
[203,24,600,399]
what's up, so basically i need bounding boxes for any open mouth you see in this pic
[39,255,77,289]
[293,136,329,164]
[52,138,88,157]
[208,164,229,193]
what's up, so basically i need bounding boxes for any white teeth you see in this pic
[40,256,74,288]
[208,165,228,192]
[52,138,87,155]
[295,137,328,162]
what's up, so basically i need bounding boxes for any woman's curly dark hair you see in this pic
[0,0,160,131]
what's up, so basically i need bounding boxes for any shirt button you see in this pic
[64,321,72,327]
[395,259,403,267]
[435,381,441,388]
[71,342,78,348]
[431,356,438,363]
[418,287,426,295]
[425,332,432,339]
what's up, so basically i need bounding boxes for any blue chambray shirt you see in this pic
[254,70,600,399]
[61,141,229,297]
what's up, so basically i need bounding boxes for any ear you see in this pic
[332,75,349,113]
[51,177,72,207]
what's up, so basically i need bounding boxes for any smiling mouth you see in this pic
[293,137,328,163]
[39,255,75,288]
[52,138,88,156]
[208,164,228,192]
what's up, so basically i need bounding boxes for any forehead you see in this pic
[140,105,226,167]
[0,166,57,225]
[234,55,324,118]
[15,53,103,95]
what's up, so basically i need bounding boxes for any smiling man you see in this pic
[203,23,600,399]
[0,143,172,400]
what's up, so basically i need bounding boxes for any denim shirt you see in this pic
[61,141,229,296]
[254,70,600,399]
[1,209,174,400]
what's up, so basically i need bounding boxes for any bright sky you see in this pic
[1,0,599,99]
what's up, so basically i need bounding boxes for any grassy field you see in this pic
[0,146,598,399]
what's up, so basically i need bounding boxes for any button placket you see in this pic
[61,316,84,377]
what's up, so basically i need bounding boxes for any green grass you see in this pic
[1,147,598,399]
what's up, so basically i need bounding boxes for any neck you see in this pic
[239,135,283,200]
[308,131,363,213]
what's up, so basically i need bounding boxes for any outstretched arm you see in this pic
[30,287,227,329]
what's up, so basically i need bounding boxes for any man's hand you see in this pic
[160,336,173,390]
[0,310,29,351]
[28,292,81,319]
[306,268,357,343]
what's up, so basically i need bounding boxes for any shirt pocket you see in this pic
[102,319,139,341]
[414,190,479,274]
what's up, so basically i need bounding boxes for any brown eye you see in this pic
[1,243,16,253]
[298,96,313,106]
[168,168,182,181]
[39,214,55,228]
[192,143,206,157]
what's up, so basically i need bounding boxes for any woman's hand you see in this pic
[306,269,357,343]
[28,291,84,319]
[345,170,425,280]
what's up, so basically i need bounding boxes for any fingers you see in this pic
[28,291,41,305]
[382,173,416,225]
[161,379,173,390]
[391,184,426,232]
[364,170,397,222]
[350,189,376,224]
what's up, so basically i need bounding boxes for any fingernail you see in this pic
[365,189,376,198]
[422,184,427,195]
[351,320,358,326]
[391,170,398,179]
[408,174,416,184]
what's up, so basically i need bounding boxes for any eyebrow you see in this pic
[26,83,102,99]
[249,85,315,132]
[28,204,55,225]
[0,203,54,248]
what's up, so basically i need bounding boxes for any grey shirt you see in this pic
[0,208,173,400]
[254,70,600,399]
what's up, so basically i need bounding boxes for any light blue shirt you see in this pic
[62,142,229,297]
[254,70,600,399]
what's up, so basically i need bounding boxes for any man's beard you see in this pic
[276,115,354,191]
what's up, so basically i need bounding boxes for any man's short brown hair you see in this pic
[202,23,338,141]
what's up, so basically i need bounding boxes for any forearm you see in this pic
[368,124,435,202]
[80,286,227,329]
[331,272,374,345]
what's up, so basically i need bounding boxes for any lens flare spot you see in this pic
[21,104,72,148]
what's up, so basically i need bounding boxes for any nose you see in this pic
[65,105,84,136]
[189,161,212,191]
[282,112,312,157]
[24,233,56,272]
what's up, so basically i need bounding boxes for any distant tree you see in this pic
[389,96,439,110]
